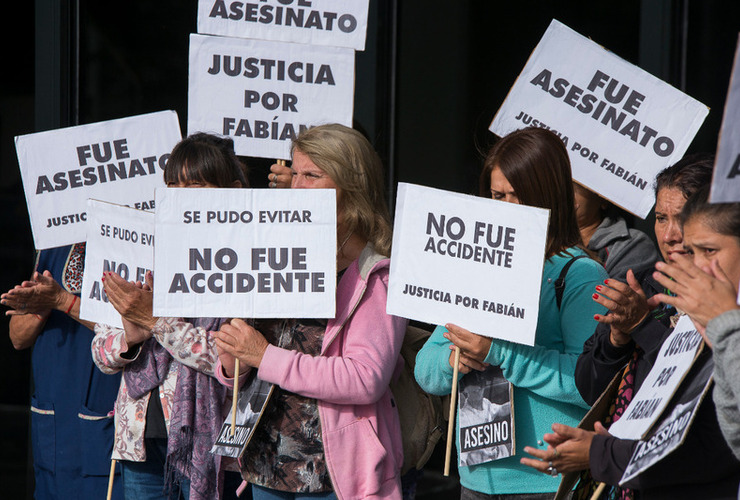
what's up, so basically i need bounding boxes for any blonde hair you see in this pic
[292,124,392,256]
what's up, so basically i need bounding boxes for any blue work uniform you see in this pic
[29,244,123,499]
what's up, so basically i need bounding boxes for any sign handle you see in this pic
[590,482,606,500]
[231,358,240,436]
[106,459,116,500]
[444,346,461,476]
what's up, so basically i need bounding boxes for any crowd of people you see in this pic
[2,123,740,500]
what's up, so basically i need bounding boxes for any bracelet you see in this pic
[65,295,78,315]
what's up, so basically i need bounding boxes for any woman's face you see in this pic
[167,177,218,187]
[290,149,338,191]
[654,187,687,262]
[573,182,604,228]
[683,216,740,286]
[490,167,519,204]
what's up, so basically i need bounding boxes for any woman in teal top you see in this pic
[415,127,608,499]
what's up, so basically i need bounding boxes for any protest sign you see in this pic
[153,187,336,318]
[710,34,740,203]
[14,110,180,250]
[387,183,549,346]
[212,368,274,458]
[490,19,708,218]
[197,0,369,51]
[188,34,354,159]
[620,353,714,485]
[79,200,155,329]
[458,366,514,466]
[608,315,704,440]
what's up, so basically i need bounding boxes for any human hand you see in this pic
[520,421,609,475]
[103,271,157,330]
[443,323,493,366]
[593,270,652,346]
[652,256,740,347]
[1,270,67,315]
[268,163,292,188]
[122,316,153,347]
[447,344,489,374]
[215,318,269,369]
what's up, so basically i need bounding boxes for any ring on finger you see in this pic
[552,447,560,460]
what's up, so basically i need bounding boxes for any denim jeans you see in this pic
[250,484,337,500]
[120,437,187,500]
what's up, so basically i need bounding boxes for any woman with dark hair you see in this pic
[91,132,248,500]
[214,124,407,500]
[414,127,608,499]
[650,189,740,461]
[522,157,740,499]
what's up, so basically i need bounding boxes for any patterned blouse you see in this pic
[241,318,332,493]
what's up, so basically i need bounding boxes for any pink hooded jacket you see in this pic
[221,245,407,499]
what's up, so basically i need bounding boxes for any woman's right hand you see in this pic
[103,271,157,330]
[1,270,67,315]
[592,269,657,346]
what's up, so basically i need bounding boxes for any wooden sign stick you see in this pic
[444,346,461,476]
[231,358,240,436]
[106,459,116,500]
[590,482,606,500]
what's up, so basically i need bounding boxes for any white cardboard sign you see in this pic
[490,19,709,218]
[80,200,155,329]
[188,34,354,159]
[197,0,370,51]
[153,187,336,318]
[387,183,549,346]
[14,110,181,250]
[608,315,703,440]
[710,34,740,203]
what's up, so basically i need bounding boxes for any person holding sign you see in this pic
[648,189,740,466]
[91,133,248,500]
[414,127,608,499]
[523,157,740,498]
[214,124,407,500]
[573,183,659,281]
[2,244,123,500]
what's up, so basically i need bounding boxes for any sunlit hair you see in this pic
[654,153,713,200]
[291,124,392,256]
[680,185,740,242]
[480,127,581,258]
[163,132,248,188]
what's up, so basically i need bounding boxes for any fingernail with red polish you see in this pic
[604,279,609,285]
[595,285,602,291]
[594,314,600,320]
[592,293,599,299]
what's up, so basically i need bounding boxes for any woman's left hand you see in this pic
[520,422,609,475]
[215,318,269,369]
[444,323,492,364]
[652,255,740,346]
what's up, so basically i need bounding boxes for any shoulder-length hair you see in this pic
[479,127,581,258]
[292,124,392,256]
[163,132,248,188]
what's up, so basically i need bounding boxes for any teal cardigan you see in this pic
[415,248,608,494]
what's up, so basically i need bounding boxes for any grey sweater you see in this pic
[588,216,660,281]
[707,308,740,461]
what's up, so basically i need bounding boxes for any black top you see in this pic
[575,266,740,499]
